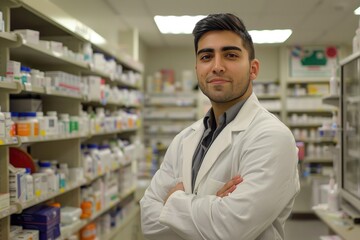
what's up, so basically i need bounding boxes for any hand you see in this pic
[216,175,243,198]
[164,182,184,204]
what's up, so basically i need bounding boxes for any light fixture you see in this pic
[354,6,360,15]
[249,29,292,44]
[154,15,292,44]
[154,15,206,34]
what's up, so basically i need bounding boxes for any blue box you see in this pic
[11,205,60,231]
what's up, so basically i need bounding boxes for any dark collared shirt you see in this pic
[191,100,246,192]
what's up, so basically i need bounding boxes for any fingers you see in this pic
[216,175,243,198]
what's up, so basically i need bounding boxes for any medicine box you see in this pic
[13,29,40,45]
[6,60,21,80]
[11,205,60,232]
[10,225,23,239]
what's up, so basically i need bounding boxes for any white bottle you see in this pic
[46,111,58,136]
[38,161,56,193]
[36,112,46,137]
[0,107,5,139]
[327,175,339,212]
[25,168,34,201]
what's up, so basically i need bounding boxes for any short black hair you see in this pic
[192,13,255,60]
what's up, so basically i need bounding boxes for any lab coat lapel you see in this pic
[193,93,261,191]
[182,120,204,194]
[193,125,232,191]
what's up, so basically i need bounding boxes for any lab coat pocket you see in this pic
[202,178,225,195]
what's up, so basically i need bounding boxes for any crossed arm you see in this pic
[163,175,243,204]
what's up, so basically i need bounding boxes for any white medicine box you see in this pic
[13,29,40,45]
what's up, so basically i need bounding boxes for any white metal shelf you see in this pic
[288,123,323,128]
[0,1,142,239]
[322,95,340,107]
[10,40,88,69]
[286,78,330,84]
[1,171,136,221]
[256,94,281,99]
[303,157,333,163]
[0,137,20,147]
[59,186,137,239]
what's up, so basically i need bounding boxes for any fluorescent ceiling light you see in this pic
[249,29,292,44]
[354,6,360,15]
[154,15,292,44]
[154,15,206,34]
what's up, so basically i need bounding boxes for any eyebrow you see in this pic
[197,46,242,55]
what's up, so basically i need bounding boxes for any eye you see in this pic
[225,52,239,59]
[199,54,212,61]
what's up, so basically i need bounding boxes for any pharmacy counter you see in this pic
[313,204,360,240]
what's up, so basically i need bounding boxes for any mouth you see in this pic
[208,77,229,84]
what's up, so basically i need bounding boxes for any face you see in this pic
[195,30,259,106]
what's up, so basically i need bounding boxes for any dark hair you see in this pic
[192,13,255,60]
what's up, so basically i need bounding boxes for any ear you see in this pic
[249,59,260,80]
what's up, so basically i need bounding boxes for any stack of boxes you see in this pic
[11,205,61,240]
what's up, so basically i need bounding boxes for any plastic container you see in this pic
[16,112,39,137]
[80,223,96,240]
[0,108,5,139]
[328,175,339,212]
[25,168,34,201]
[36,112,46,137]
[4,112,15,137]
[61,206,82,225]
[20,66,31,84]
[70,115,79,134]
[38,161,56,193]
[87,144,102,175]
[59,113,70,135]
[46,111,58,136]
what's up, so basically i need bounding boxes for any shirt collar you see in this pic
[203,99,247,129]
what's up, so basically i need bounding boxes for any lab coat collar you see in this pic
[182,93,262,193]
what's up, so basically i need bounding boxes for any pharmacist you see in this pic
[140,13,300,240]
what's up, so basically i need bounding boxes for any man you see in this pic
[140,13,300,240]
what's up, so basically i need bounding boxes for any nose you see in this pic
[212,55,225,74]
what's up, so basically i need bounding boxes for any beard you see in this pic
[199,75,251,104]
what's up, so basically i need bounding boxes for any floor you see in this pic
[285,218,331,240]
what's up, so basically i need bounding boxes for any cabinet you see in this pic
[0,0,143,239]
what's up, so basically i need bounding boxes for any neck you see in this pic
[211,92,252,125]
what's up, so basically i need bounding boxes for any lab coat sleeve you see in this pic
[158,126,299,240]
[140,136,185,240]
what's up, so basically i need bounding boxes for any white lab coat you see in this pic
[140,93,300,240]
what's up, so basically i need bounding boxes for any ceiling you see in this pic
[50,0,360,48]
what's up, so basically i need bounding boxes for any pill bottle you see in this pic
[80,223,96,240]
[25,168,34,201]
[16,112,39,137]
[36,112,46,137]
[59,113,70,135]
[46,111,58,136]
[0,108,5,139]
[38,161,56,193]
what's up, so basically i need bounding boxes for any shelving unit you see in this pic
[143,91,198,148]
[0,0,143,239]
[277,47,342,215]
[253,79,282,118]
